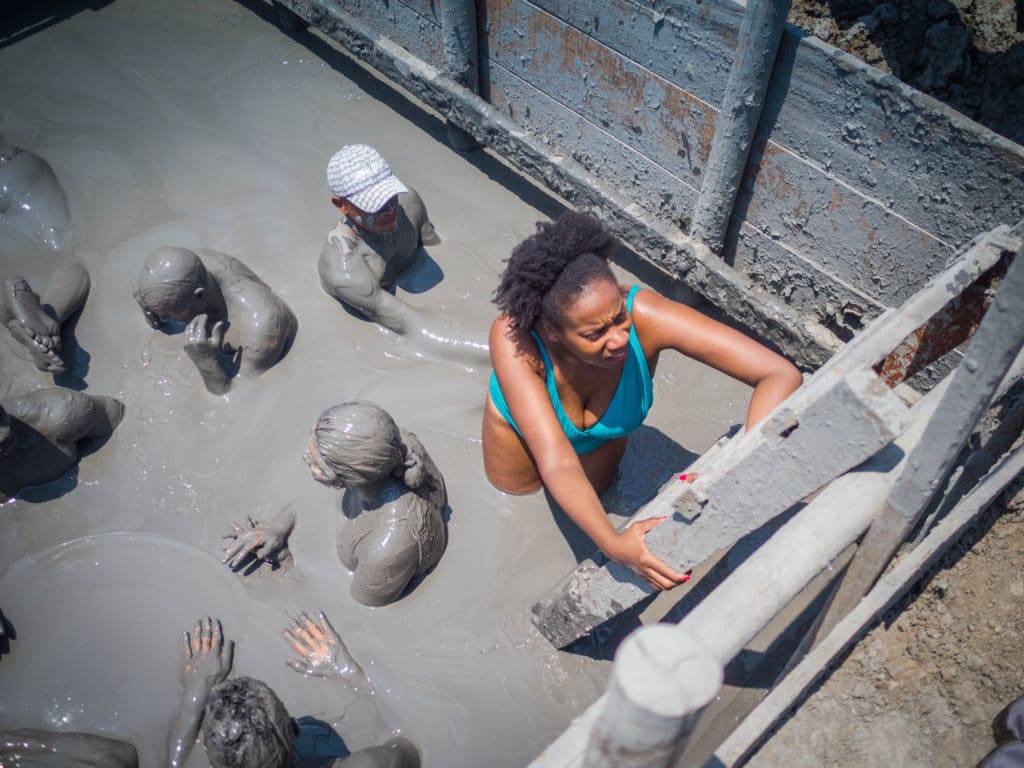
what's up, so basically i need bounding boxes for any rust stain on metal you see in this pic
[828,189,844,212]
[758,144,793,199]
[874,258,1008,386]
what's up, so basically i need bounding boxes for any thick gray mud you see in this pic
[0,2,752,766]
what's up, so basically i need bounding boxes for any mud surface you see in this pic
[788,0,1024,145]
[0,2,752,766]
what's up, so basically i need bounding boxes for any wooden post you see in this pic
[441,0,481,151]
[531,366,910,648]
[808,246,1024,642]
[690,0,792,254]
[583,625,722,768]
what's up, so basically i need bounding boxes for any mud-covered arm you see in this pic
[0,730,139,768]
[168,617,234,768]
[399,189,440,247]
[317,240,415,335]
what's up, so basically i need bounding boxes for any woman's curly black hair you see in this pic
[493,211,619,330]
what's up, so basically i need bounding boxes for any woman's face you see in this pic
[554,277,631,369]
[303,437,333,485]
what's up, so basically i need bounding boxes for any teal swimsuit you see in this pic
[488,286,654,455]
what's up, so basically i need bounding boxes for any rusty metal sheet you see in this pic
[875,258,1009,386]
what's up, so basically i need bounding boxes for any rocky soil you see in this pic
[788,0,1024,146]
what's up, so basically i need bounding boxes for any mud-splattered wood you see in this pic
[530,365,911,649]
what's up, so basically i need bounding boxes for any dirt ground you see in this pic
[787,0,1024,146]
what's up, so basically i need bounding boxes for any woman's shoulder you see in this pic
[489,314,545,377]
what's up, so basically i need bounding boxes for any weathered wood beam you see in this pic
[531,365,910,648]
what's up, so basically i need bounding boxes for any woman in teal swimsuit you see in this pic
[482,212,802,589]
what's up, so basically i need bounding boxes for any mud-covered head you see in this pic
[306,400,427,490]
[132,247,209,328]
[201,677,299,768]
[493,211,619,332]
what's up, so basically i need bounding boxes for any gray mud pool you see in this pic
[0,1,752,765]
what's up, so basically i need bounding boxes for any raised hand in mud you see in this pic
[183,616,234,691]
[221,507,295,570]
[283,610,370,692]
[169,617,235,768]
[184,314,226,361]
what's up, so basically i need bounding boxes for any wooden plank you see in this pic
[808,244,1024,642]
[711,442,1024,767]
[487,65,700,223]
[733,137,953,305]
[763,32,1024,251]
[526,0,738,108]
[530,366,910,649]
[485,0,719,180]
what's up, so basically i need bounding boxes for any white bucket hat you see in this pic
[326,144,409,213]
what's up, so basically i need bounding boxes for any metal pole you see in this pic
[583,625,722,768]
[441,0,481,151]
[690,0,792,254]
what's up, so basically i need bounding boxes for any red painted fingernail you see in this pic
[681,573,692,582]
[678,473,689,481]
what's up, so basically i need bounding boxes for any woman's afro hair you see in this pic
[493,211,619,330]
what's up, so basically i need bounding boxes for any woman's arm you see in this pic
[632,290,803,429]
[490,317,688,589]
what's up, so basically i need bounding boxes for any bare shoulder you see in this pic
[489,315,544,378]
[629,286,719,353]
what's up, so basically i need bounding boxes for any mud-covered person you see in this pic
[169,616,420,768]
[0,389,124,498]
[483,211,803,589]
[319,144,439,335]
[132,247,297,395]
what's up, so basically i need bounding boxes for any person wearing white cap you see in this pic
[319,145,442,337]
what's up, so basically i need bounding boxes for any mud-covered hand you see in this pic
[283,610,370,691]
[182,616,234,693]
[221,513,292,569]
[606,517,691,591]
[183,314,225,361]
